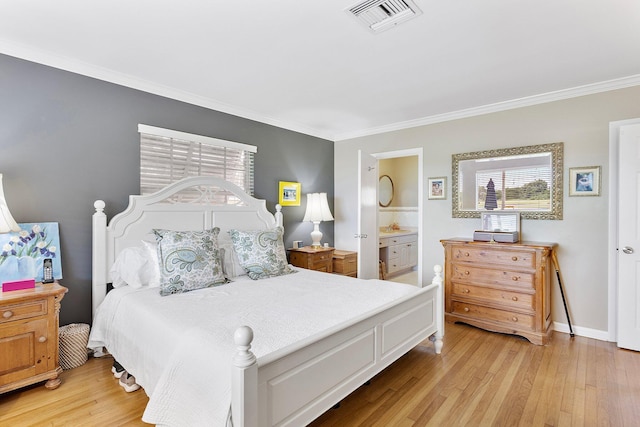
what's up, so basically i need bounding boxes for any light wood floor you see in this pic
[1,323,639,426]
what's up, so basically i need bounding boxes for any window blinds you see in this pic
[138,124,256,199]
[476,166,552,211]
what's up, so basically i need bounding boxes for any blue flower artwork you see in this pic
[0,222,62,283]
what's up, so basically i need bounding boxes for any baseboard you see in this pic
[552,322,611,342]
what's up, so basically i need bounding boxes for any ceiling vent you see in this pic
[347,0,423,34]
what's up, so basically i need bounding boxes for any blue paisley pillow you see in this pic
[154,228,227,296]
[229,227,296,280]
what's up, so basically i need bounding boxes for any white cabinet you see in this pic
[379,233,418,276]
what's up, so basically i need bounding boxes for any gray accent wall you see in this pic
[0,54,334,326]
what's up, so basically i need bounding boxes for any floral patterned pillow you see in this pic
[154,228,227,296]
[229,227,296,280]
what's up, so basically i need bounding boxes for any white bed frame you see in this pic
[92,176,443,427]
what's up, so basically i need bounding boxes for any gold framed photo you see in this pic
[278,181,301,206]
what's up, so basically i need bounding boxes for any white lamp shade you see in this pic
[0,174,20,233]
[303,193,334,222]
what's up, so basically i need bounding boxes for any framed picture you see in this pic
[0,222,62,282]
[569,166,601,196]
[428,177,447,200]
[278,181,301,206]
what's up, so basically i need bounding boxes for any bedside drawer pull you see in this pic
[512,296,518,301]
[463,288,470,293]
[512,256,518,261]
[512,276,519,281]
[512,317,518,322]
[463,307,470,312]
[465,252,470,257]
[464,270,470,275]
[3,310,13,319]
[38,336,47,343]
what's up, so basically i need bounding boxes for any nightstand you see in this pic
[332,250,357,277]
[0,282,67,393]
[288,246,334,272]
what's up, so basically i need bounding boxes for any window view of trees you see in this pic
[476,168,551,211]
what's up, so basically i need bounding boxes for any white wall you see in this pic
[335,86,640,337]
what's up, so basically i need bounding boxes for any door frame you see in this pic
[608,118,640,342]
[371,147,424,285]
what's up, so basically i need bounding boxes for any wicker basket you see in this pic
[59,323,90,370]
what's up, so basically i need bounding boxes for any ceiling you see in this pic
[1,0,639,141]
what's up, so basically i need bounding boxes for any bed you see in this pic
[88,176,443,427]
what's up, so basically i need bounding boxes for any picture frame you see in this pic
[278,181,301,206]
[428,177,447,200]
[569,166,600,196]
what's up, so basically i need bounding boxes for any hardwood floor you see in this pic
[1,323,638,426]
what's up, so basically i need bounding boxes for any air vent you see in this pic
[347,0,422,34]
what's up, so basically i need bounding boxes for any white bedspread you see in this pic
[88,268,419,427]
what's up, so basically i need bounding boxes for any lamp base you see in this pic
[310,222,323,248]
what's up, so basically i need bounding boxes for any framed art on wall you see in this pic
[428,177,447,200]
[278,181,301,206]
[569,166,600,196]
[0,222,62,282]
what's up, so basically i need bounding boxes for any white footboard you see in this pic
[231,265,444,427]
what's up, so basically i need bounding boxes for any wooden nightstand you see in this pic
[0,282,67,393]
[332,250,357,277]
[288,246,334,273]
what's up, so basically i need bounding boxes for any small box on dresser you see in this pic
[441,238,556,345]
[332,250,357,277]
[0,282,67,393]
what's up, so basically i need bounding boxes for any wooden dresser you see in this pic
[288,246,334,273]
[0,282,67,393]
[441,238,555,345]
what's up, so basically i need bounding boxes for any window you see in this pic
[139,124,256,201]
[475,162,552,211]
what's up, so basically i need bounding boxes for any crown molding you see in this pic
[334,74,640,141]
[0,39,334,141]
[3,39,639,144]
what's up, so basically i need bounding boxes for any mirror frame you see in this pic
[452,142,563,220]
[379,175,394,207]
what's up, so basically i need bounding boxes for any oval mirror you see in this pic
[379,175,394,207]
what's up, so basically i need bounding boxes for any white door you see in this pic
[618,123,640,351]
[358,151,379,279]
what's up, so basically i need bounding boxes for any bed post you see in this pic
[433,264,444,354]
[232,326,258,427]
[92,200,107,319]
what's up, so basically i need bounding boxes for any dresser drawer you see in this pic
[450,264,535,290]
[449,244,536,270]
[451,283,534,311]
[451,301,535,331]
[0,299,47,324]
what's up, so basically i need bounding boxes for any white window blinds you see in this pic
[138,124,256,197]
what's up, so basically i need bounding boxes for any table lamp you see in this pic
[0,174,20,233]
[302,192,334,248]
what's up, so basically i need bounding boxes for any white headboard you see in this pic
[92,176,282,317]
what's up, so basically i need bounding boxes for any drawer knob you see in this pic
[512,317,518,322]
[38,336,47,343]
[2,310,13,319]
[512,256,518,261]
[463,288,470,293]
[512,276,519,281]
[512,296,518,301]
[465,252,470,257]
[464,270,470,276]
[464,307,470,312]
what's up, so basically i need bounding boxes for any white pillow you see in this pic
[109,242,161,289]
[219,242,247,279]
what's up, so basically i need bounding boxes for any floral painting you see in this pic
[0,222,62,283]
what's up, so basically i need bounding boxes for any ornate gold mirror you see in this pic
[452,142,563,220]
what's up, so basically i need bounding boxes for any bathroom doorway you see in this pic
[373,148,423,286]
